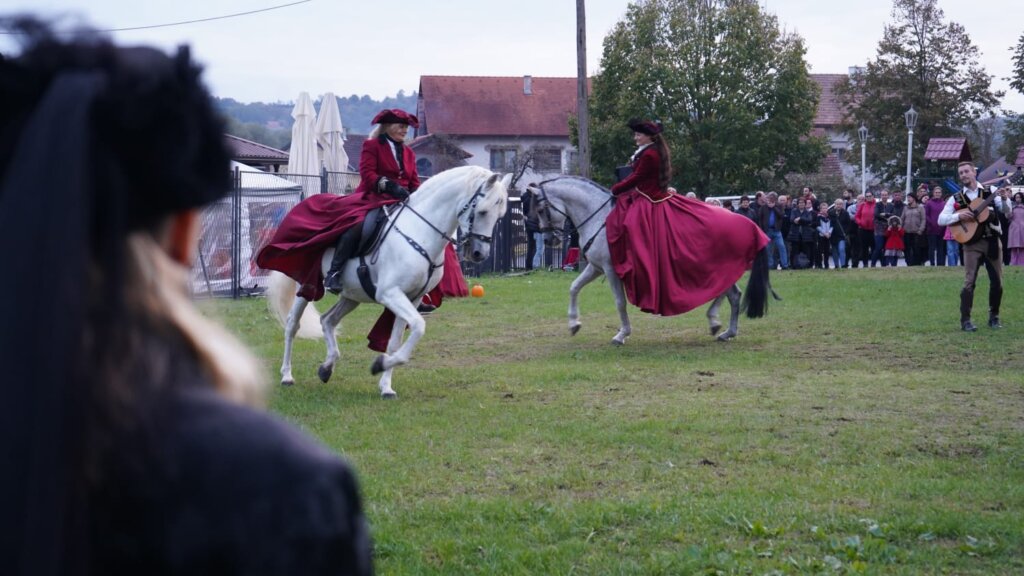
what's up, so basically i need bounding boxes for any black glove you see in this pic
[382,179,410,200]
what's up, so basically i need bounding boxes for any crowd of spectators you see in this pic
[704,183,1024,270]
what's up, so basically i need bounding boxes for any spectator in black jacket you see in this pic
[0,19,373,575]
[736,195,758,221]
[829,199,853,268]
[871,189,896,266]
[788,197,816,268]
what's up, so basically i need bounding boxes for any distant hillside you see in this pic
[215,91,418,150]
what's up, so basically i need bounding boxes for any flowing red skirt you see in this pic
[255,191,398,302]
[606,191,768,316]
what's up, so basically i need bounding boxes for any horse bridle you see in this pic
[455,182,493,248]
[371,180,493,299]
[533,180,614,258]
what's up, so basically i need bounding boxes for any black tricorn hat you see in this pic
[627,118,662,136]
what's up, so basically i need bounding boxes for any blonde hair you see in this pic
[124,231,265,406]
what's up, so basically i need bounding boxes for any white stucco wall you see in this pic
[457,135,577,191]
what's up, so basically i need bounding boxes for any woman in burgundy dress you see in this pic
[607,119,768,316]
[257,109,467,351]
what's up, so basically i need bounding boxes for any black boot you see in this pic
[324,227,361,294]
[960,288,976,332]
[989,283,1003,328]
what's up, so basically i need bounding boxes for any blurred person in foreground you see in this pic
[0,18,372,575]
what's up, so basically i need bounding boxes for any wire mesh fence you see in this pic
[190,169,573,298]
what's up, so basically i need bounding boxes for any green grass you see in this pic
[206,266,1024,574]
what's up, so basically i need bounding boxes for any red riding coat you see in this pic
[256,136,420,302]
[257,135,467,352]
[610,145,668,200]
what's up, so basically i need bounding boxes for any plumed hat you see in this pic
[627,118,662,136]
[372,108,419,128]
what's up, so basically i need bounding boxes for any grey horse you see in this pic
[527,176,775,344]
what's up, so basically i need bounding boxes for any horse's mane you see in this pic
[409,165,492,204]
[410,165,506,214]
[538,175,613,196]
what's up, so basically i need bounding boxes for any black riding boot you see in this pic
[960,288,976,332]
[324,226,361,294]
[989,282,1003,328]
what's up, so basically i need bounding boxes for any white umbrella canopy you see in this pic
[315,92,349,193]
[287,91,320,196]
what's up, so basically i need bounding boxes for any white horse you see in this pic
[527,176,773,345]
[266,166,511,397]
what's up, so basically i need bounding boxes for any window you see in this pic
[565,151,579,175]
[489,148,518,172]
[416,157,434,177]
[532,147,562,173]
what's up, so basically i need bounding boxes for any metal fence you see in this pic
[190,170,572,298]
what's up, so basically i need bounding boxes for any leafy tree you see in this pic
[834,0,1001,184]
[589,0,825,196]
[999,33,1024,163]
[1011,32,1024,95]
[215,91,418,148]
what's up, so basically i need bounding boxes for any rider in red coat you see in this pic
[257,108,467,352]
[606,119,767,316]
[256,108,418,302]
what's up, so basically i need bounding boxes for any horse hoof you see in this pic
[381,391,397,400]
[317,365,332,383]
[709,324,722,336]
[370,356,386,375]
[570,324,581,336]
[281,379,294,387]
[611,338,625,346]
[716,333,735,342]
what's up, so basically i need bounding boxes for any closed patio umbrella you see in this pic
[287,91,320,197]
[315,92,349,193]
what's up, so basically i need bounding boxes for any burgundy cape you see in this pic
[608,147,767,316]
[256,191,400,301]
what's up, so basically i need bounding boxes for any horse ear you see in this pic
[500,172,513,189]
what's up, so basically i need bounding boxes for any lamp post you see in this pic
[858,124,868,196]
[904,106,918,198]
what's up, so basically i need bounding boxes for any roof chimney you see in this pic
[523,75,532,95]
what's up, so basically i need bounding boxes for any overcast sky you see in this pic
[3,0,1022,113]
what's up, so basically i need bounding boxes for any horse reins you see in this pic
[535,179,614,260]
[373,181,491,299]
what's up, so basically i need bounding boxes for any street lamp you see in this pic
[858,124,868,196]
[904,106,918,197]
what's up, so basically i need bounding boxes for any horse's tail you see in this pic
[266,271,323,339]
[741,247,779,318]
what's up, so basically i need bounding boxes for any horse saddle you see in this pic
[356,207,388,256]
[354,207,389,300]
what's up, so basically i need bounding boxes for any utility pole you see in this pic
[576,0,591,178]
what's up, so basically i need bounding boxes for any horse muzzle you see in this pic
[462,233,493,263]
[542,230,562,248]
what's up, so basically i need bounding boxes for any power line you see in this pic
[1,0,312,34]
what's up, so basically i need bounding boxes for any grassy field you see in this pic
[206,265,1024,575]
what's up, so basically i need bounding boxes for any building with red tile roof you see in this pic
[417,75,585,188]
[416,73,854,193]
